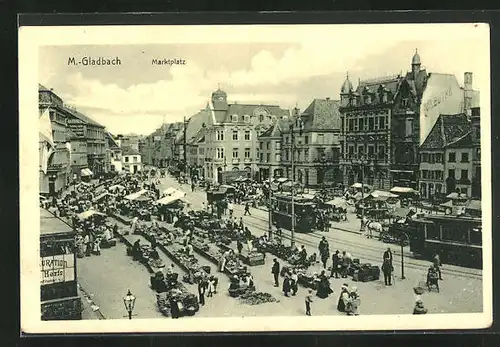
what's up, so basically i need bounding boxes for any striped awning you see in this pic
[80,168,93,176]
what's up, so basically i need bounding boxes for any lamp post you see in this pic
[289,111,304,248]
[123,289,136,320]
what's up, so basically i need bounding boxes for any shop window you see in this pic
[448,152,456,162]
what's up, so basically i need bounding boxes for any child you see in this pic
[305,289,313,316]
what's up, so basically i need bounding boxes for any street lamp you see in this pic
[289,112,304,248]
[123,289,136,320]
[399,232,408,280]
[349,153,370,220]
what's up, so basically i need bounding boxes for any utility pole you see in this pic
[289,106,304,248]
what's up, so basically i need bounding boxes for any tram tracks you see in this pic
[242,216,483,281]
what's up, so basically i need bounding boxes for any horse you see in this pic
[365,220,383,239]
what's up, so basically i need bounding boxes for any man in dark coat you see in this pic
[198,279,207,306]
[383,247,393,264]
[272,258,280,287]
[330,250,341,278]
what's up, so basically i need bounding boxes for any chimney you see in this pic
[464,72,473,117]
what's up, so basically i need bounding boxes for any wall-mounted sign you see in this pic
[40,254,75,285]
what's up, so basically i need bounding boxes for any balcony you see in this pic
[244,158,252,163]
[232,158,240,164]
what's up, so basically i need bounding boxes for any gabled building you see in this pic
[419,113,473,199]
[105,132,123,173]
[339,73,403,190]
[257,118,289,180]
[470,107,481,198]
[201,88,289,183]
[121,146,142,173]
[280,98,342,187]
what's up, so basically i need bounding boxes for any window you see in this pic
[232,130,239,141]
[354,119,359,131]
[460,187,468,195]
[368,117,375,131]
[378,145,385,160]
[199,147,204,155]
[133,156,138,163]
[436,153,443,163]
[266,153,270,162]
[461,169,468,180]
[244,131,251,141]
[275,153,280,162]
[244,115,250,123]
[379,116,386,130]
[348,119,354,132]
[232,148,239,158]
[448,169,455,179]
[245,148,251,158]
[358,118,364,131]
[436,171,443,180]
[266,142,271,150]
[317,134,324,144]
[216,148,224,159]
[422,170,429,179]
[368,145,375,158]
[402,98,409,108]
[405,119,413,136]
[348,145,355,156]
[421,153,429,162]
[358,145,364,155]
[217,130,224,141]
[231,115,238,122]
[429,171,435,180]
[259,115,264,122]
[259,141,263,150]
[461,152,469,163]
[304,136,309,144]
[448,152,456,162]
[125,156,129,163]
[276,141,281,150]
[259,153,263,162]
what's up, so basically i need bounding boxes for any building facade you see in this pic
[64,107,107,177]
[339,73,402,191]
[280,99,342,187]
[419,114,473,199]
[339,51,480,192]
[105,132,123,173]
[39,85,73,194]
[470,107,481,198]
[122,147,142,173]
[201,88,289,183]
[257,119,287,180]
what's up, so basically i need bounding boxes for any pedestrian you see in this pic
[237,239,243,254]
[433,253,443,280]
[244,202,251,216]
[239,217,244,229]
[283,273,291,297]
[337,283,350,313]
[228,201,234,217]
[272,258,280,287]
[207,276,215,297]
[169,295,181,319]
[291,270,299,296]
[191,181,195,192]
[382,257,393,286]
[198,278,207,306]
[330,250,341,278]
[346,286,360,316]
[305,289,313,316]
[84,232,92,256]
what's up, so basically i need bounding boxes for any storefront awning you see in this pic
[124,189,149,200]
[80,168,93,177]
[156,192,185,206]
[390,186,418,194]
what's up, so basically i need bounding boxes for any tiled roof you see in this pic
[64,106,105,128]
[421,113,472,149]
[301,98,341,130]
[355,75,402,96]
[259,118,290,138]
[38,84,51,92]
[105,132,121,149]
[121,146,141,156]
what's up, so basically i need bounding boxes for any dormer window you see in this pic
[259,114,264,122]
[364,95,371,104]
[231,115,238,122]
[244,115,250,123]
[382,93,388,103]
[402,98,409,108]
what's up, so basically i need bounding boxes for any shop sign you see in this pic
[40,254,75,285]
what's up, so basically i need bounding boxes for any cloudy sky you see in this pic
[38,27,488,135]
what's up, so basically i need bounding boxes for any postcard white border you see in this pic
[19,23,492,334]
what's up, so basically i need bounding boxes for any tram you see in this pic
[408,214,482,269]
[271,193,316,233]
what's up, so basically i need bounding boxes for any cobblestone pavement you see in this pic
[75,174,483,318]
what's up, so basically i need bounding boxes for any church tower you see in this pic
[340,72,353,107]
[411,49,421,79]
[211,86,228,111]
